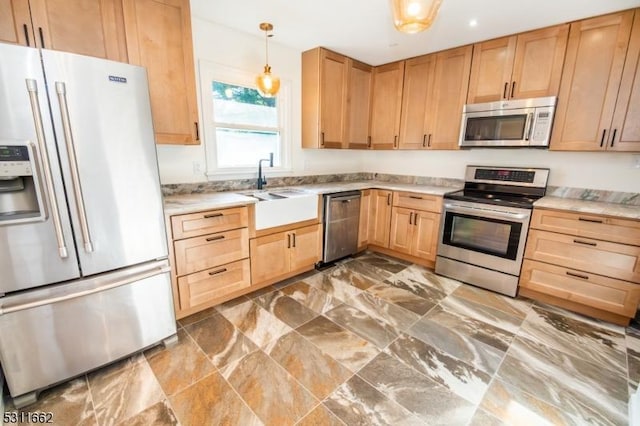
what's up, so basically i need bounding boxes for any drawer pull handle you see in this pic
[573,239,597,247]
[408,195,423,200]
[566,271,589,280]
[578,217,603,224]
[204,213,223,218]
[209,268,227,276]
[206,235,225,242]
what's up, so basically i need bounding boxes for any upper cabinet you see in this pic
[400,45,472,150]
[302,47,349,148]
[122,0,199,145]
[369,61,405,149]
[0,0,127,61]
[467,24,569,103]
[346,59,373,149]
[551,10,639,151]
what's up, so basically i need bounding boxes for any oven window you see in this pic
[464,115,527,141]
[442,212,522,260]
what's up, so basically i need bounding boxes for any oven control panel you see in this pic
[474,168,535,183]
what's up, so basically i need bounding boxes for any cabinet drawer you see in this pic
[531,208,640,246]
[525,229,640,283]
[171,207,248,240]
[178,259,251,310]
[520,259,640,317]
[393,192,442,213]
[174,228,249,276]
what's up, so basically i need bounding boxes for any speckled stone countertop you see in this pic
[534,196,640,220]
[163,180,461,216]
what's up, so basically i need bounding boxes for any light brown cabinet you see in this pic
[346,59,373,149]
[250,224,322,286]
[368,189,393,247]
[467,24,568,103]
[551,10,639,151]
[358,189,371,250]
[520,208,640,325]
[0,0,127,61]
[369,61,405,149]
[122,0,199,145]
[302,47,349,149]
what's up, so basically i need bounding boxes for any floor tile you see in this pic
[439,295,524,334]
[352,252,411,273]
[365,282,436,315]
[627,327,640,358]
[390,264,460,296]
[223,350,318,425]
[324,375,423,426]
[177,306,217,327]
[265,331,352,399]
[341,258,397,282]
[343,290,420,331]
[217,299,293,348]
[253,290,318,328]
[296,316,379,372]
[325,304,399,349]
[279,281,341,314]
[358,352,476,425]
[296,404,345,426]
[304,266,365,302]
[519,305,627,374]
[184,312,258,369]
[169,372,261,426]
[630,354,640,386]
[497,336,628,425]
[144,328,215,396]
[88,354,164,426]
[452,285,532,320]
[468,408,507,426]
[534,301,626,335]
[124,400,179,426]
[385,333,492,404]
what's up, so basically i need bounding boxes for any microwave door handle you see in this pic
[524,112,534,141]
[444,203,529,221]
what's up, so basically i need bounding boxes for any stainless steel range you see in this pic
[435,165,549,297]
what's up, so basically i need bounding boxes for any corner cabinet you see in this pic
[369,61,405,149]
[0,0,128,61]
[122,0,199,145]
[467,24,568,103]
[551,9,640,152]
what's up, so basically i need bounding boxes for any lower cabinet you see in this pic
[369,189,393,247]
[250,223,322,286]
[390,208,440,261]
[358,189,371,250]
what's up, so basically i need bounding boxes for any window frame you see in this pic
[199,60,292,178]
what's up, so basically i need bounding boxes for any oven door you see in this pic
[437,201,531,276]
[460,107,534,147]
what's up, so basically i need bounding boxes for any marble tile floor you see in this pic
[3,251,640,426]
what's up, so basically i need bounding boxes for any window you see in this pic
[200,61,290,176]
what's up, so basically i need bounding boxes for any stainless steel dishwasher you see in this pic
[322,191,361,264]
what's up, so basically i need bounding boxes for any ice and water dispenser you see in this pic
[0,140,47,224]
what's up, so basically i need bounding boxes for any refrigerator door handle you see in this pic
[55,81,94,253]
[0,262,171,315]
[25,79,68,259]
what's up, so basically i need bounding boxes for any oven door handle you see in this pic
[444,202,530,221]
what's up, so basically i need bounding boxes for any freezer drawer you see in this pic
[0,260,176,400]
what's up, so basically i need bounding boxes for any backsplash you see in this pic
[161,173,639,206]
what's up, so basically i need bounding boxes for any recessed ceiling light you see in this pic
[469,19,478,27]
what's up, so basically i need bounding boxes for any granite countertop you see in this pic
[162,180,462,215]
[534,196,640,220]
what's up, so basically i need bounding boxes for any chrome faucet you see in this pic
[257,153,274,190]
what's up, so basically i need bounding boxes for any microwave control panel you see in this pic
[531,109,554,143]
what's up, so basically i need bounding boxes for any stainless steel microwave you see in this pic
[459,96,557,148]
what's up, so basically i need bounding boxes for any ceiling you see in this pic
[191,0,640,66]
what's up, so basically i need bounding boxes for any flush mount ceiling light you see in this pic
[256,22,280,98]
[390,0,443,34]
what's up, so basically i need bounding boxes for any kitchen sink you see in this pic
[238,188,319,230]
[247,192,287,201]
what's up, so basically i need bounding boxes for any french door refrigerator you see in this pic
[0,43,176,407]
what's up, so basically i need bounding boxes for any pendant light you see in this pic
[390,0,442,34]
[256,22,280,97]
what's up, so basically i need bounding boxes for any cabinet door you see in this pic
[412,211,439,261]
[320,49,349,148]
[369,61,404,149]
[358,189,371,249]
[551,11,635,151]
[29,0,127,61]
[427,45,473,150]
[399,54,435,150]
[467,36,516,103]
[250,232,290,285]
[347,59,372,149]
[0,0,32,46]
[610,11,640,152]
[290,224,322,271]
[122,0,199,145]
[510,24,569,100]
[369,190,392,247]
[389,207,413,255]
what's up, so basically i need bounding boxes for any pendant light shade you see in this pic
[256,22,280,97]
[390,0,442,34]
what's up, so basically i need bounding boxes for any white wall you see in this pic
[155,17,364,184]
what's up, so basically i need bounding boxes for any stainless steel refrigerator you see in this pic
[0,43,176,407]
